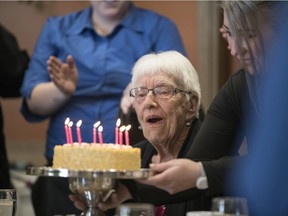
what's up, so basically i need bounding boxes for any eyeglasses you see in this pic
[220,26,256,40]
[129,85,192,103]
[220,26,233,37]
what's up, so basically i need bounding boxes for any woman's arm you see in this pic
[26,55,78,115]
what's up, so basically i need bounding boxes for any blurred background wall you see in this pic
[0,1,240,166]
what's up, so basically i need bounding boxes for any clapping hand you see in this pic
[47,55,78,96]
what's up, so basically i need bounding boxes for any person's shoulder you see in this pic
[228,69,247,90]
[221,69,246,91]
[217,68,248,110]
[230,69,246,80]
[0,24,15,41]
[45,7,89,29]
[134,7,166,18]
[132,5,175,25]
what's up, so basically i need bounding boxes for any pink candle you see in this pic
[119,125,126,145]
[115,118,121,144]
[125,125,131,146]
[93,127,96,143]
[93,121,101,143]
[76,120,82,144]
[98,125,103,144]
[68,121,73,144]
[64,117,70,143]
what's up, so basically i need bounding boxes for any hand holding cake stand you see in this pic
[26,166,150,216]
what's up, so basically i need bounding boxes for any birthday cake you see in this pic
[52,143,141,171]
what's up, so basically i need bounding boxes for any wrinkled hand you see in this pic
[69,194,86,211]
[138,159,202,194]
[98,183,132,211]
[120,82,134,115]
[47,55,78,96]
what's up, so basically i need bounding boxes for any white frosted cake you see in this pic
[53,143,141,171]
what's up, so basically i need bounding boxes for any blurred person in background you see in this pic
[232,3,288,215]
[0,23,29,189]
[20,1,186,215]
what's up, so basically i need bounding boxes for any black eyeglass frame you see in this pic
[129,86,192,103]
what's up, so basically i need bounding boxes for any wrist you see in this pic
[53,82,74,97]
[196,162,208,190]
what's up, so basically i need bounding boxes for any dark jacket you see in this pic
[0,24,29,189]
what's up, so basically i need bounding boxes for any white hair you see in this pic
[131,51,201,117]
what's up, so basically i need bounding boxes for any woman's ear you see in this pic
[185,95,198,121]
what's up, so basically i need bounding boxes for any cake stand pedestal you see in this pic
[26,167,150,216]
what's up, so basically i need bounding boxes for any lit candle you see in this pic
[68,121,73,144]
[93,121,101,143]
[98,125,104,144]
[125,125,131,146]
[76,120,82,144]
[64,117,70,143]
[119,125,126,145]
[115,118,121,144]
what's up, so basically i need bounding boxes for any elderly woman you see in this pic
[71,51,211,215]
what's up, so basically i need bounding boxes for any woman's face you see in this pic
[133,74,195,145]
[220,10,260,75]
[90,1,130,19]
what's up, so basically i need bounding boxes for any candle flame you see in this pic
[119,125,126,132]
[68,121,73,127]
[116,118,121,127]
[76,120,82,127]
[125,124,131,131]
[98,125,103,132]
[65,117,70,125]
[93,121,101,128]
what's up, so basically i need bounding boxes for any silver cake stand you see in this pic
[27,166,151,216]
